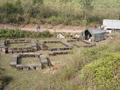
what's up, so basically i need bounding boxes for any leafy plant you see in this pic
[0,29,53,38]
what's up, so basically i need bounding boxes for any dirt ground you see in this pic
[0,24,85,33]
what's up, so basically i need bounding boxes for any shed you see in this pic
[81,28,106,42]
[102,19,120,32]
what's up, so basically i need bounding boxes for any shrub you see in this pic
[80,52,120,90]
[0,0,24,24]
[0,29,53,38]
[0,0,120,25]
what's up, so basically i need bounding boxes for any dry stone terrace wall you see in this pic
[43,40,60,44]
[49,50,72,56]
[5,39,31,44]
[0,41,6,51]
[2,39,41,54]
[49,47,72,51]
[40,40,72,49]
[1,39,96,54]
[7,44,38,54]
[41,40,73,56]
[10,53,53,70]
[1,38,97,71]
[1,39,74,54]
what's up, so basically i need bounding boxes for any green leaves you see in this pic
[32,0,43,5]
[0,0,24,23]
[0,29,53,38]
[80,52,120,90]
[79,0,94,24]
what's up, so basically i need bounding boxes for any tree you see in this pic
[15,0,24,14]
[80,0,94,25]
[117,0,120,19]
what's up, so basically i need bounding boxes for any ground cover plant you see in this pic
[21,57,40,65]
[0,29,53,38]
[10,43,31,48]
[45,43,65,48]
[0,33,120,90]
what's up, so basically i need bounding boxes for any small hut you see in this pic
[81,28,106,42]
[102,19,120,33]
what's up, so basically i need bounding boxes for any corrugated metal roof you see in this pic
[87,28,106,35]
[103,19,120,29]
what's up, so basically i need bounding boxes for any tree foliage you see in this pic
[79,0,94,24]
[0,0,120,25]
[0,0,24,23]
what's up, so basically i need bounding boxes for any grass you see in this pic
[68,41,86,47]
[80,52,120,90]
[10,43,31,48]
[0,33,120,90]
[0,41,74,90]
[21,57,40,65]
[46,43,65,48]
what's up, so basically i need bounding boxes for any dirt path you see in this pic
[0,24,85,33]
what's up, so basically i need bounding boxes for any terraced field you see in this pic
[0,34,120,90]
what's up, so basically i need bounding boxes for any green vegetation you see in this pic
[77,35,120,90]
[10,43,31,48]
[46,43,65,48]
[0,0,120,25]
[0,54,12,90]
[0,29,53,38]
[21,57,40,65]
[0,0,120,89]
[80,52,120,90]
[0,34,120,90]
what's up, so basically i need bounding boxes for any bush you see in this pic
[0,0,24,24]
[80,52,120,90]
[0,29,53,38]
[0,0,120,25]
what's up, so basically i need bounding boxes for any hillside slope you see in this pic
[0,0,120,25]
